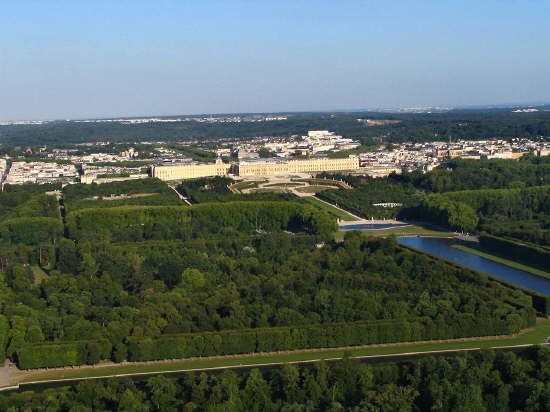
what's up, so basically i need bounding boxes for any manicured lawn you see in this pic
[453,244,550,280]
[18,319,550,383]
[249,188,286,193]
[303,196,358,221]
[295,185,338,194]
[230,180,265,191]
[295,178,348,189]
[263,183,303,188]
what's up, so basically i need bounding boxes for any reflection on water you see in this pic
[397,237,550,296]
[340,223,409,231]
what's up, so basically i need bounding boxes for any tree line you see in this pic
[479,234,550,272]
[2,109,550,145]
[2,347,550,411]
[401,185,550,238]
[398,156,550,192]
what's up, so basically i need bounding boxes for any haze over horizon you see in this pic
[2,1,550,121]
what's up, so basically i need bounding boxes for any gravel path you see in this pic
[0,361,17,388]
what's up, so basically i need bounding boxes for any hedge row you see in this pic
[531,294,550,317]
[0,315,9,363]
[17,340,111,369]
[479,234,550,272]
[14,310,534,368]
[125,314,529,362]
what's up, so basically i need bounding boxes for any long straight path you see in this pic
[5,318,548,391]
[310,195,407,226]
[168,184,192,205]
[12,343,548,393]
[309,195,364,221]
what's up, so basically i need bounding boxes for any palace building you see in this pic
[151,156,360,181]
[151,158,230,181]
[235,156,360,176]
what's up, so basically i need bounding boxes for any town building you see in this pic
[4,162,78,185]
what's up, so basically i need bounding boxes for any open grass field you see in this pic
[302,196,359,221]
[17,318,550,384]
[453,244,550,280]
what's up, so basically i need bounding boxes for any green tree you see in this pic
[279,364,301,403]
[180,268,206,290]
[242,369,273,412]
[80,253,99,279]
[361,384,418,412]
[146,375,181,411]
[118,389,149,412]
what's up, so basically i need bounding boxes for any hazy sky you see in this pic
[1,1,550,120]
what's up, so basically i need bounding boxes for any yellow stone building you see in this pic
[151,158,230,181]
[152,156,360,181]
[236,156,360,176]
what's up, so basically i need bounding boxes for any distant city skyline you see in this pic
[1,1,549,121]
[4,100,550,123]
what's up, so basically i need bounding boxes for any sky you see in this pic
[1,0,550,120]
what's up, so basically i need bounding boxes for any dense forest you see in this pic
[0,166,548,370]
[2,347,550,411]
[64,201,335,242]
[1,214,542,368]
[401,185,550,239]
[164,144,218,162]
[399,156,550,192]
[2,184,62,194]
[0,191,60,222]
[2,110,550,145]
[0,154,549,410]
[0,185,62,247]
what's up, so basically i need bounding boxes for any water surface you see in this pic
[397,237,550,296]
[340,223,409,231]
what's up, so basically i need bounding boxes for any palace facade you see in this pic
[235,156,360,176]
[152,156,360,181]
[151,158,230,180]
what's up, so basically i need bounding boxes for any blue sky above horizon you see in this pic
[1,1,549,120]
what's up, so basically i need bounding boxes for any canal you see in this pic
[340,223,409,231]
[397,237,550,296]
